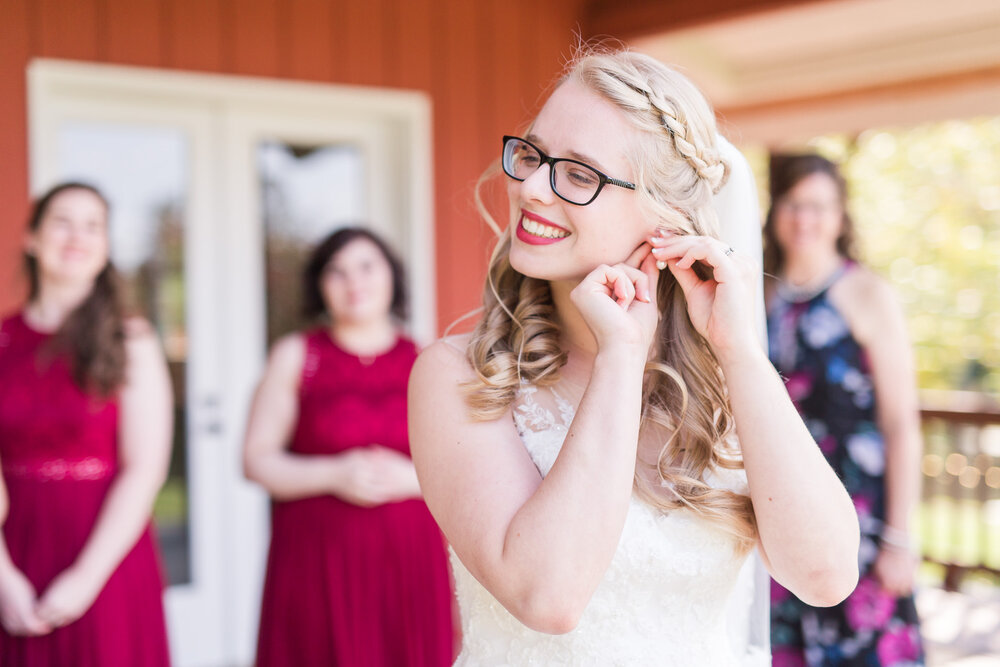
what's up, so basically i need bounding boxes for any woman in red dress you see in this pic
[0,182,172,665]
[244,227,453,667]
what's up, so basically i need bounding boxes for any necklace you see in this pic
[777,260,847,303]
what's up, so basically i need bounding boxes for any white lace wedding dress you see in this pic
[451,384,766,666]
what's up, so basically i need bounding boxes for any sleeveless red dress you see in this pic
[255,330,453,667]
[0,313,170,665]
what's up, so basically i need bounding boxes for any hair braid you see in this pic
[602,66,729,194]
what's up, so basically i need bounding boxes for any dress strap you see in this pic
[774,260,852,304]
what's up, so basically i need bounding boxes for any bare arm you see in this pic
[651,233,860,607]
[720,348,860,605]
[411,341,645,634]
[840,272,922,594]
[36,320,173,627]
[243,334,421,505]
[411,259,658,635]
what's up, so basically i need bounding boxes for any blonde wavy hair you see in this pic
[464,48,757,552]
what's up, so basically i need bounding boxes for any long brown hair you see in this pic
[762,153,858,277]
[26,182,127,396]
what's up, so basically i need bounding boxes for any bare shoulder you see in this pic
[122,317,163,363]
[839,265,895,304]
[123,316,155,339]
[833,265,904,344]
[120,318,168,390]
[264,332,307,386]
[269,332,306,365]
[411,335,475,388]
[835,265,899,315]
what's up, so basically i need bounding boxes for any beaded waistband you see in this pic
[2,457,115,481]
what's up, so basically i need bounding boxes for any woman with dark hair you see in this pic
[0,182,172,665]
[764,155,925,666]
[244,227,453,666]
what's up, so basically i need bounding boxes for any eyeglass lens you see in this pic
[503,138,603,205]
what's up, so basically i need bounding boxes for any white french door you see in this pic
[29,60,433,667]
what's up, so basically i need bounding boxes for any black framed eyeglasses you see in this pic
[501,135,636,206]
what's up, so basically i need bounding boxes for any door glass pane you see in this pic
[258,141,366,344]
[57,122,191,585]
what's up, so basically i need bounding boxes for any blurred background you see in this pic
[0,0,997,665]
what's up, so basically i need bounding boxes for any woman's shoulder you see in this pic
[416,333,471,363]
[265,331,308,376]
[412,334,475,385]
[123,315,156,339]
[122,317,162,359]
[438,332,472,354]
[838,262,891,297]
[830,264,904,345]
[832,264,900,315]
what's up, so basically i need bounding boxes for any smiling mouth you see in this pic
[520,215,570,239]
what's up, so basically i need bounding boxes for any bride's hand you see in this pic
[569,244,659,355]
[649,232,758,359]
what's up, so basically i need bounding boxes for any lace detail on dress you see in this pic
[3,457,115,481]
[301,333,321,381]
[453,383,753,666]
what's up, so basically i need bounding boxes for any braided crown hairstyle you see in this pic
[464,48,757,552]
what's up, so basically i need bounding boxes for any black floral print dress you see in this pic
[766,263,924,667]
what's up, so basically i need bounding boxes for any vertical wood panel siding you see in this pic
[0,0,32,297]
[0,0,587,330]
[228,0,281,77]
[282,0,335,82]
[104,0,166,67]
[34,0,101,60]
[165,0,225,72]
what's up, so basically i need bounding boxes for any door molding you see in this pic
[28,58,435,343]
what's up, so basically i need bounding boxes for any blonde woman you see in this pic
[409,48,860,665]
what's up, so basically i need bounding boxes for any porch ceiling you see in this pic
[610,0,1000,144]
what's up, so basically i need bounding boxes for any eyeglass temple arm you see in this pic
[606,177,636,190]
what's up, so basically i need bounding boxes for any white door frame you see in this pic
[28,59,434,667]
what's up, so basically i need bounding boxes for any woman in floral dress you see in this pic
[765,154,924,666]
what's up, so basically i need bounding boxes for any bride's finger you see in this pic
[654,238,739,283]
[625,240,653,270]
[663,258,702,298]
[613,263,653,304]
[584,264,633,305]
[611,270,636,308]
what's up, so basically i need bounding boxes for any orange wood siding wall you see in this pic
[0,0,586,332]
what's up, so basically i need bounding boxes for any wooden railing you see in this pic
[918,390,1000,590]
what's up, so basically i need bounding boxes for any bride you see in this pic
[409,47,860,665]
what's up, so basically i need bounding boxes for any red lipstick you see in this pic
[515,210,571,246]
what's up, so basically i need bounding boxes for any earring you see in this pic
[656,260,667,270]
